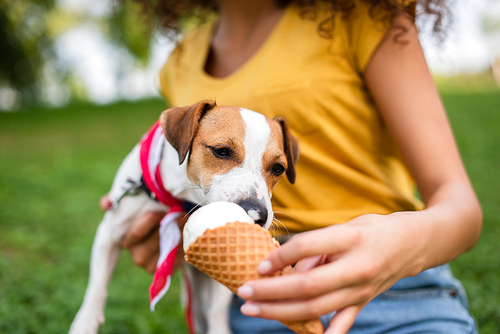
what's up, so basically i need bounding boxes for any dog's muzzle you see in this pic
[237,199,268,227]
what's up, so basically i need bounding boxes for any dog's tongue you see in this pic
[183,202,254,251]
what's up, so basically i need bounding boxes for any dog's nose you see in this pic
[237,199,268,227]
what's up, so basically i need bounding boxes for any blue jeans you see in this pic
[229,264,477,334]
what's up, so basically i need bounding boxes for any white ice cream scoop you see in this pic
[183,201,255,251]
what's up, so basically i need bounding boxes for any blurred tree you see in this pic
[481,2,500,86]
[108,0,153,67]
[0,0,154,110]
[0,0,57,109]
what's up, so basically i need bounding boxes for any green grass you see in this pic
[0,100,188,334]
[0,92,499,333]
[440,91,500,333]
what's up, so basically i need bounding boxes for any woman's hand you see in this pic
[99,194,187,274]
[120,211,164,273]
[237,212,420,334]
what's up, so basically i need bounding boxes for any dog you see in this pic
[69,100,299,334]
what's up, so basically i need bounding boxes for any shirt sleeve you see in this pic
[344,1,416,73]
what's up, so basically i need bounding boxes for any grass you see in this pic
[0,100,187,334]
[0,91,499,333]
[440,91,500,333]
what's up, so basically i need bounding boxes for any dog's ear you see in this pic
[160,100,217,164]
[274,117,299,184]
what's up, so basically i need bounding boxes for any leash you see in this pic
[110,176,199,213]
[109,178,143,211]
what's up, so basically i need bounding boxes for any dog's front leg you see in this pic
[69,213,123,334]
[206,280,234,334]
[70,192,166,334]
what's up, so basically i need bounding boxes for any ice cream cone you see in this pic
[185,221,324,334]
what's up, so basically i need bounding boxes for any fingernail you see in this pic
[237,285,254,298]
[257,260,273,274]
[241,302,260,316]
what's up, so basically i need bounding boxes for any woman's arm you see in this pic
[236,14,482,334]
[364,14,482,268]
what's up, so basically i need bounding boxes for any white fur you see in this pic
[205,109,273,228]
[70,108,278,334]
[160,143,205,204]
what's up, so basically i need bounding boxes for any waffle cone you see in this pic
[184,222,324,334]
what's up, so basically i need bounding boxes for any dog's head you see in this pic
[160,100,299,228]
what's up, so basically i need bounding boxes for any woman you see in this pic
[111,0,482,332]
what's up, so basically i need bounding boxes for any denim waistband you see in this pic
[385,263,469,309]
[391,264,456,289]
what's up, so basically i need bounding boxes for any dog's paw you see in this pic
[69,310,104,334]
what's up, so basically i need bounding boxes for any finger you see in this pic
[240,285,365,321]
[99,194,112,211]
[172,245,186,273]
[122,211,165,247]
[145,249,160,274]
[130,229,160,273]
[258,225,360,275]
[294,255,326,273]
[239,256,367,301]
[176,213,189,230]
[325,305,361,334]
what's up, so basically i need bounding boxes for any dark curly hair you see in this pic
[129,0,449,39]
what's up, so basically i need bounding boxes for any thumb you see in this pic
[99,194,112,211]
[325,305,361,334]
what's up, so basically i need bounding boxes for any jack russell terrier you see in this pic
[70,100,299,334]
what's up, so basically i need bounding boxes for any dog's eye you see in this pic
[271,163,285,176]
[210,146,232,159]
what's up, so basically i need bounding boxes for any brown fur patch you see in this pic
[187,106,246,190]
[160,100,217,164]
[273,116,299,184]
[263,119,289,193]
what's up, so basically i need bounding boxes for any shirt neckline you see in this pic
[197,6,293,85]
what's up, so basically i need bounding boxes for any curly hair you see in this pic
[129,0,449,39]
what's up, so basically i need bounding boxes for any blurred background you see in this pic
[0,0,175,110]
[0,0,499,110]
[0,0,499,333]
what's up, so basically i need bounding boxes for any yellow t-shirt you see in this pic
[159,2,422,236]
